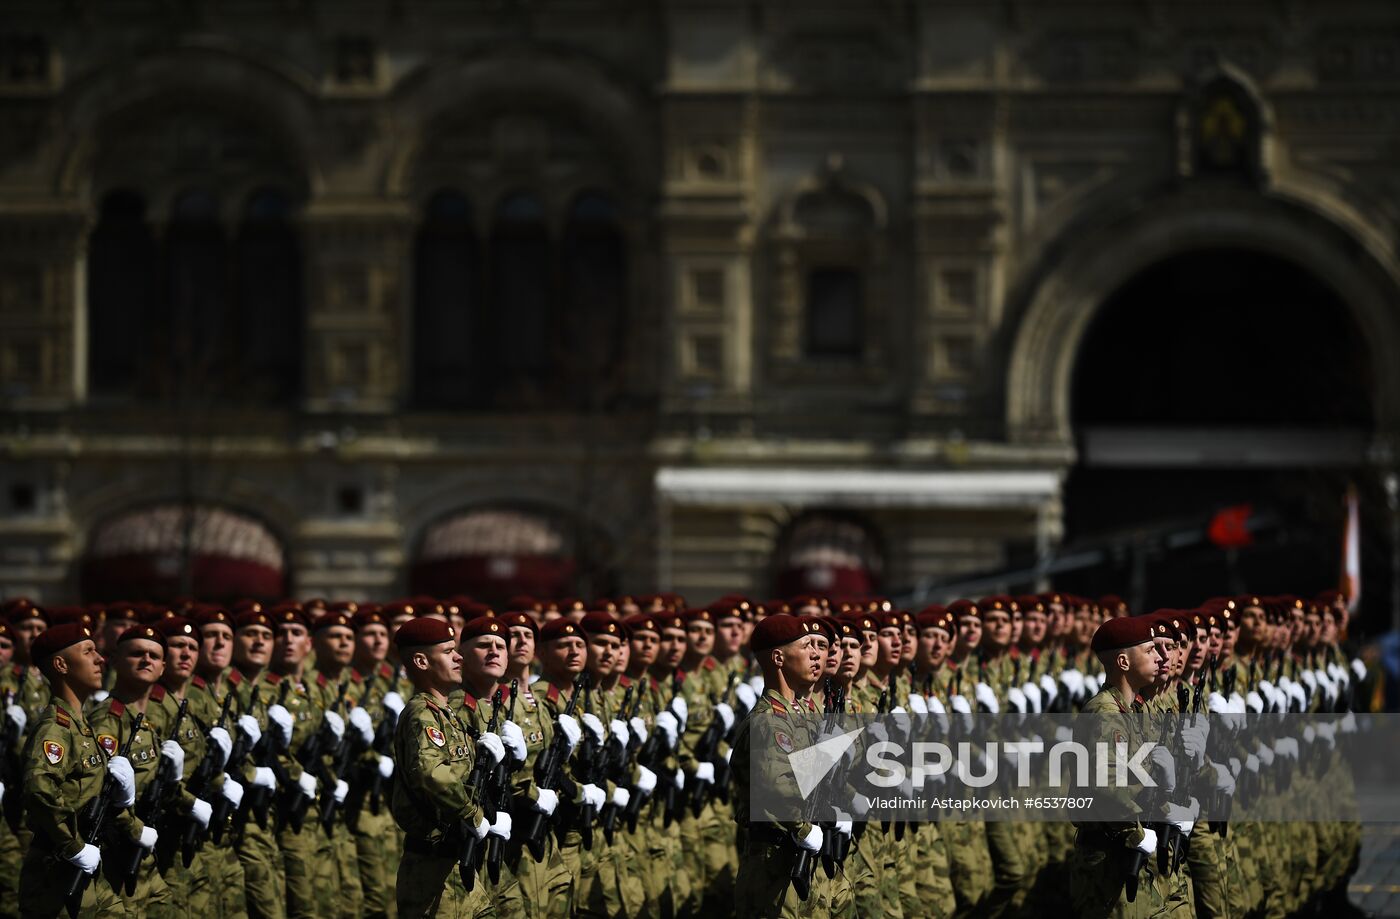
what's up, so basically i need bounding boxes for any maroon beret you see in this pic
[393,617,456,648]
[154,616,200,643]
[751,614,821,654]
[622,613,660,637]
[47,606,95,629]
[234,609,273,632]
[804,615,838,643]
[948,600,980,620]
[313,611,354,633]
[915,605,953,633]
[579,612,622,637]
[459,616,507,641]
[30,623,92,662]
[682,608,714,626]
[709,602,746,624]
[539,618,583,643]
[380,600,418,620]
[4,599,47,626]
[506,595,541,613]
[840,612,877,635]
[497,611,538,636]
[268,604,307,629]
[117,623,166,648]
[1090,615,1155,652]
[352,608,388,631]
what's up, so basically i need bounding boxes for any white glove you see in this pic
[220,776,244,808]
[926,695,946,715]
[694,761,716,784]
[1148,746,1176,792]
[907,693,928,715]
[654,711,679,748]
[1166,799,1198,835]
[891,705,907,715]
[161,740,186,781]
[138,825,158,849]
[1245,754,1259,773]
[5,704,26,733]
[796,825,824,853]
[849,793,871,819]
[1040,674,1059,702]
[476,732,505,765]
[973,683,999,713]
[611,787,631,809]
[1054,725,1075,744]
[91,689,109,705]
[383,691,406,716]
[378,755,394,779]
[348,707,374,745]
[713,703,736,732]
[1136,827,1158,855]
[252,766,277,790]
[297,771,318,799]
[1181,724,1207,766]
[629,716,648,744]
[1257,680,1276,708]
[867,721,890,744]
[1061,669,1085,697]
[1228,692,1246,712]
[190,798,212,828]
[1256,744,1274,767]
[67,841,103,874]
[556,714,583,750]
[488,811,512,840]
[1007,687,1027,714]
[533,788,559,816]
[1341,712,1358,734]
[333,779,349,803]
[208,726,233,767]
[1245,691,1264,714]
[1208,692,1229,713]
[107,756,137,808]
[1286,683,1306,712]
[1228,757,1241,778]
[580,783,606,810]
[237,715,262,747]
[609,719,630,747]
[670,696,689,725]
[1352,658,1367,682]
[834,811,854,836]
[267,705,293,744]
[734,682,758,711]
[1085,675,1101,696]
[472,816,490,839]
[1022,683,1042,712]
[580,713,606,744]
[1303,725,1316,745]
[323,710,346,741]
[674,769,685,790]
[950,694,972,715]
[747,675,764,694]
[1211,762,1236,794]
[1276,738,1299,760]
[636,766,657,795]
[501,721,528,762]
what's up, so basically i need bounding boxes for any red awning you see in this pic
[81,505,286,602]
[410,509,575,603]
[775,515,882,599]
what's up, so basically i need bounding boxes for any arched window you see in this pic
[166,188,228,400]
[413,190,480,408]
[562,191,626,407]
[88,190,157,398]
[490,192,553,403]
[236,187,301,403]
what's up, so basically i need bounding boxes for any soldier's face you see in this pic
[315,625,356,667]
[901,624,916,664]
[717,620,744,656]
[917,628,950,669]
[659,629,687,668]
[818,637,838,676]
[57,639,105,693]
[777,636,823,690]
[413,642,462,690]
[586,634,620,678]
[685,623,714,658]
[507,626,536,669]
[1208,627,1223,659]
[1187,634,1208,670]
[628,632,658,670]
[614,640,629,673]
[234,625,273,668]
[11,617,45,660]
[274,624,311,669]
[1239,607,1263,643]
[839,637,862,679]
[858,631,878,669]
[115,638,165,686]
[0,636,12,668]
[1221,626,1239,655]
[99,618,136,654]
[462,635,507,682]
[200,623,234,671]
[1123,640,1166,688]
[955,617,981,654]
[982,612,1011,649]
[1022,611,1047,644]
[356,624,390,664]
[541,636,586,677]
[1321,616,1337,644]
[165,635,199,681]
[876,628,902,667]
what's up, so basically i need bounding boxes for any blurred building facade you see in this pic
[0,1,1396,607]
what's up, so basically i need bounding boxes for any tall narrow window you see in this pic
[804,266,863,359]
[490,192,552,405]
[562,191,625,408]
[236,188,301,404]
[166,188,228,401]
[88,190,157,398]
[413,190,479,407]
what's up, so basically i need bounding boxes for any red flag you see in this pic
[1208,504,1254,549]
[1341,484,1361,615]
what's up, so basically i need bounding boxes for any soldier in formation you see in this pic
[0,588,1372,919]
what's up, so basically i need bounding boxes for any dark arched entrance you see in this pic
[1062,248,1383,612]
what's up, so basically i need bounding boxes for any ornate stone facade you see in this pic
[0,1,1395,604]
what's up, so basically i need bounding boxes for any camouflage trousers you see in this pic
[0,821,25,919]
[943,820,993,917]
[18,844,125,919]
[506,833,573,919]
[1068,832,1168,919]
[235,818,285,919]
[112,847,175,919]
[277,820,336,919]
[733,839,850,919]
[352,804,400,919]
[396,848,496,919]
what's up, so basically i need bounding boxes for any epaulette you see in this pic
[350,669,363,684]
[545,683,561,704]
[316,673,328,688]
[618,675,632,689]
[109,698,126,717]
[649,677,659,693]
[192,675,207,690]
[423,697,441,714]
[265,672,282,685]
[768,696,788,716]
[378,662,393,679]
[54,706,71,728]
[150,685,167,703]
[702,658,716,672]
[675,669,688,684]
[10,664,21,677]
[462,693,478,712]
[228,669,244,686]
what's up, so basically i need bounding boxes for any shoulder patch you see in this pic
[265,672,282,685]
[108,699,125,717]
[43,740,64,764]
[774,730,794,754]
[98,734,117,756]
[425,725,446,747]
[191,675,207,690]
[150,685,167,702]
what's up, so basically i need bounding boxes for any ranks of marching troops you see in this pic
[0,588,1371,919]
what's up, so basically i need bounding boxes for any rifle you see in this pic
[0,685,23,833]
[617,684,651,831]
[118,699,187,892]
[318,696,364,836]
[485,678,519,883]
[661,670,684,828]
[287,678,347,832]
[458,688,504,891]
[521,672,585,859]
[712,672,740,803]
[790,678,844,901]
[60,712,144,919]
[574,674,599,849]
[180,689,235,864]
[689,674,734,816]
[245,680,292,834]
[1128,714,1172,901]
[598,683,633,842]
[367,664,402,816]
